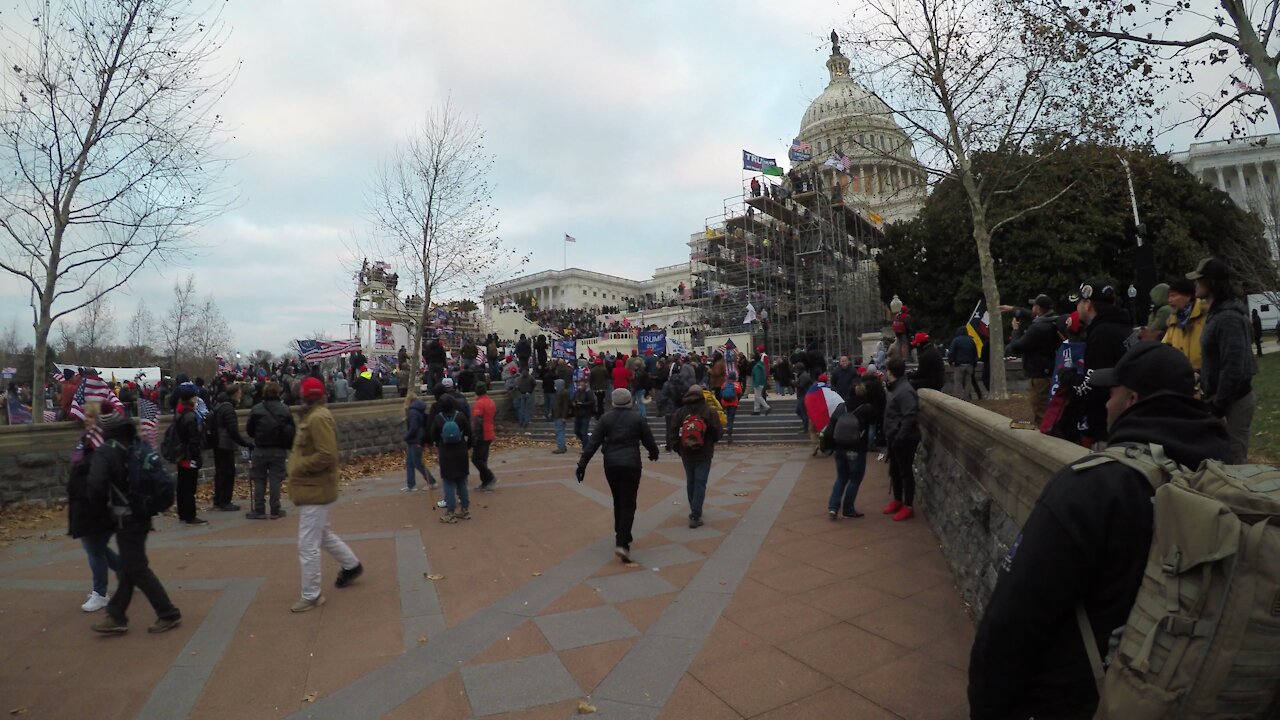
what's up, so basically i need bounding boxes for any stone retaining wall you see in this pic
[0,390,509,508]
[914,389,1086,618]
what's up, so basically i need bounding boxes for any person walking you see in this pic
[88,409,182,634]
[589,357,610,417]
[572,376,595,448]
[245,382,294,520]
[173,386,207,526]
[948,327,978,401]
[514,368,536,429]
[289,377,363,613]
[211,386,251,512]
[720,377,742,443]
[1252,308,1265,357]
[551,378,572,454]
[821,383,876,519]
[750,354,771,415]
[669,385,723,528]
[471,383,498,491]
[576,388,660,563]
[402,392,432,492]
[67,402,118,612]
[541,363,557,420]
[431,394,473,523]
[882,357,919,522]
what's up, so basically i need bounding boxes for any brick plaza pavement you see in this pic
[0,443,974,719]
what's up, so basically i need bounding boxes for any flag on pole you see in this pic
[742,150,778,172]
[68,375,124,421]
[296,339,362,363]
[743,302,758,324]
[139,397,160,448]
[564,234,576,243]
[762,165,784,177]
[474,346,486,367]
[966,300,990,357]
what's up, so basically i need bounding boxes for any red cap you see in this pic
[857,367,867,376]
[301,376,325,400]
[818,373,828,382]
[911,332,930,346]
[756,345,764,352]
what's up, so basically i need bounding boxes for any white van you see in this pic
[1248,293,1280,335]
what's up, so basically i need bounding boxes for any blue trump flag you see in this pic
[637,330,666,356]
[552,339,577,360]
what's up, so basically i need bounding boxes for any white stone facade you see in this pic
[483,264,694,313]
[1170,134,1280,256]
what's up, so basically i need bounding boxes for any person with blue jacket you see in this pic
[402,392,433,492]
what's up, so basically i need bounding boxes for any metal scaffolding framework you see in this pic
[688,169,883,358]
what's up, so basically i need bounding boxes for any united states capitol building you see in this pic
[483,33,924,354]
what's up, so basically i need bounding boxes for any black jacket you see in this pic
[910,344,946,392]
[829,364,857,401]
[175,407,203,466]
[352,375,380,402]
[1006,314,1059,378]
[86,423,150,530]
[968,392,1231,719]
[1073,305,1132,441]
[67,438,112,538]
[429,398,472,479]
[883,378,920,446]
[515,338,531,361]
[214,398,251,450]
[1200,297,1256,417]
[246,399,295,449]
[578,406,659,471]
[425,342,447,366]
[669,390,723,463]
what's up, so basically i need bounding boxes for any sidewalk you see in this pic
[0,443,972,719]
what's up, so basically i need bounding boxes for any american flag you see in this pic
[296,338,362,362]
[138,397,160,448]
[216,355,233,374]
[475,346,485,366]
[68,376,124,422]
[791,137,811,152]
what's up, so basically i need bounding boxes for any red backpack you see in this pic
[892,314,907,334]
[680,413,708,451]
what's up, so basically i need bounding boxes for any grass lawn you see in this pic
[1252,351,1280,464]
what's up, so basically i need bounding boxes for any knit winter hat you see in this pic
[98,409,130,431]
[611,388,633,408]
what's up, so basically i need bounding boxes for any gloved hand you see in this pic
[649,452,659,462]
[575,465,586,484]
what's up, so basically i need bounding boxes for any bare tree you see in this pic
[0,0,235,420]
[66,284,116,364]
[365,99,526,380]
[126,300,154,364]
[160,275,199,369]
[189,294,232,361]
[842,0,1136,397]
[1052,0,1280,137]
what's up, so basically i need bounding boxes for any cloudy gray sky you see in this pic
[0,0,1249,356]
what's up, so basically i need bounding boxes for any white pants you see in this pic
[753,384,770,412]
[298,504,359,601]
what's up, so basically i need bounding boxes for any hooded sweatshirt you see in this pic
[969,392,1232,720]
[1145,283,1171,336]
[669,388,724,462]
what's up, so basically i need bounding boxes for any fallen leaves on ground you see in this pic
[301,692,318,703]
[424,573,444,581]
[732,491,749,497]
[576,700,597,714]
[0,504,60,546]
[416,636,428,646]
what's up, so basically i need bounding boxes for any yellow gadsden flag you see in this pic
[868,211,884,226]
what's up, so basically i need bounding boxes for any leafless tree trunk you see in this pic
[0,0,235,420]
[843,0,1137,398]
[161,275,199,370]
[68,284,116,365]
[366,99,525,381]
[126,300,154,364]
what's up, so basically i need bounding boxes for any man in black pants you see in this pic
[88,409,182,635]
[211,385,252,511]
[576,388,660,563]
[173,385,207,525]
[882,357,919,522]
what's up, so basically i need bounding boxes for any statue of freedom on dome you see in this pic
[830,29,842,56]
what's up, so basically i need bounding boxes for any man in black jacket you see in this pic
[88,410,182,635]
[576,388,660,562]
[245,381,295,519]
[968,342,1231,719]
[515,334,532,373]
[1190,257,1258,463]
[669,385,723,528]
[211,386,252,512]
[351,368,381,402]
[1067,280,1131,445]
[425,338,448,390]
[829,356,857,401]
[820,383,877,519]
[908,332,945,392]
[1005,294,1059,426]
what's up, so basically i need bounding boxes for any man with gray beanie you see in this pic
[576,387,660,562]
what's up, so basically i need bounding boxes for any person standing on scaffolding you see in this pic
[749,176,761,197]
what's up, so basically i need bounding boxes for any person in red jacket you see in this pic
[611,359,632,394]
[471,383,498,491]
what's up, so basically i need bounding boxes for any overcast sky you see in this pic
[0,0,1250,356]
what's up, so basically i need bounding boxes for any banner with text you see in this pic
[552,339,577,360]
[375,320,394,349]
[637,330,666,356]
[742,150,778,173]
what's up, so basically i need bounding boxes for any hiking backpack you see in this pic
[892,315,907,334]
[440,412,464,445]
[1071,442,1280,719]
[721,382,737,402]
[831,408,862,447]
[254,405,295,449]
[160,421,183,463]
[108,439,176,519]
[679,413,708,452]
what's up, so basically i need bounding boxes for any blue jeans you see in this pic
[406,445,431,489]
[81,532,120,597]
[683,458,711,520]
[516,393,533,426]
[544,392,554,419]
[724,406,737,441]
[554,418,566,450]
[574,416,591,446]
[489,359,500,380]
[634,389,647,418]
[443,475,470,513]
[828,428,874,515]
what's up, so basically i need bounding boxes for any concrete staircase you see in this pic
[505,396,810,445]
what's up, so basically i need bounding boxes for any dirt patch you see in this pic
[972,393,1034,424]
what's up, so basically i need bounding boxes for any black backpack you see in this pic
[253,404,295,449]
[160,421,183,462]
[109,439,176,519]
[832,407,862,447]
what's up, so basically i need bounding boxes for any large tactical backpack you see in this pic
[1072,442,1280,719]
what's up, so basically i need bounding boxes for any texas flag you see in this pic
[803,383,844,434]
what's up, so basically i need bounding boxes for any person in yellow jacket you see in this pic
[289,376,362,613]
[1162,279,1205,372]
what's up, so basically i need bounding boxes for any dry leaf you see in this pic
[733,491,749,497]
[532,572,543,577]
[625,562,640,568]
[576,700,597,714]
[416,636,428,645]
[301,692,318,703]
[425,574,444,581]
[10,709,28,716]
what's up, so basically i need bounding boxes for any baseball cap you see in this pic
[1089,342,1195,398]
[300,376,326,400]
[911,332,930,346]
[1186,257,1230,281]
[1070,279,1116,303]
[1029,294,1054,312]
[1167,278,1195,296]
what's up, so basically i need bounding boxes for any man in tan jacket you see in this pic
[289,376,362,613]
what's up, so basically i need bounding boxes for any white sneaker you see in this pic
[81,591,109,612]
[436,499,447,508]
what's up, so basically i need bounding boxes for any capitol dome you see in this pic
[796,34,925,226]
